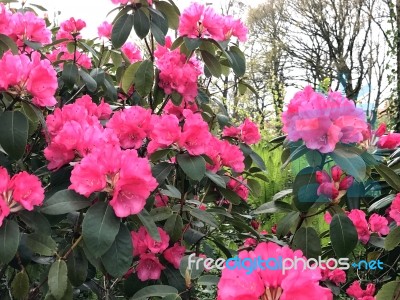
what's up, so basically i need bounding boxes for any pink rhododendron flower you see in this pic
[223,118,261,145]
[106,106,153,149]
[251,220,260,230]
[163,243,186,269]
[47,45,92,69]
[154,193,169,207]
[347,210,371,244]
[227,176,249,201]
[222,15,248,42]
[346,281,376,300]
[317,182,339,200]
[9,172,44,211]
[148,114,181,154]
[389,193,400,225]
[217,242,332,300]
[136,253,165,281]
[320,261,346,286]
[0,196,10,227]
[243,238,257,248]
[0,4,12,36]
[121,42,142,63]
[368,213,389,236]
[56,17,86,40]
[330,165,343,182]
[282,86,368,153]
[131,227,148,257]
[377,133,400,149]
[144,227,170,254]
[98,21,112,40]
[316,166,353,203]
[155,41,203,101]
[324,211,332,224]
[10,11,51,46]
[219,140,245,173]
[0,52,57,107]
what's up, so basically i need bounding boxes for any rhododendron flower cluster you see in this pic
[56,17,86,40]
[320,261,346,286]
[325,210,389,244]
[178,3,247,42]
[227,176,249,201]
[0,167,44,226]
[282,86,368,153]
[131,226,185,281]
[69,145,158,217]
[98,21,112,40]
[377,133,400,149]
[223,118,262,145]
[217,242,332,300]
[346,281,376,300]
[121,42,142,63]
[44,95,113,170]
[0,51,57,107]
[0,4,51,48]
[316,165,354,203]
[154,37,203,101]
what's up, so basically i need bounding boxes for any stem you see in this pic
[156,94,171,115]
[5,98,17,111]
[62,235,83,260]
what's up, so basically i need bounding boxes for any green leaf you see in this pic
[150,207,173,222]
[122,61,141,93]
[179,255,204,280]
[218,187,241,205]
[254,200,293,214]
[79,69,97,92]
[368,194,396,212]
[201,50,222,77]
[292,227,321,259]
[305,150,323,167]
[277,212,299,238]
[112,13,134,48]
[184,37,202,51]
[26,233,57,256]
[138,208,161,241]
[82,202,120,257]
[190,208,218,227]
[48,260,68,300]
[164,213,183,242]
[375,163,400,191]
[376,281,400,300]
[330,214,358,257]
[131,285,178,300]
[0,219,20,264]
[226,46,246,76]
[133,8,150,39]
[90,68,105,85]
[198,275,220,286]
[133,60,154,97]
[0,111,29,160]
[19,211,51,235]
[282,145,308,168]
[292,167,320,212]
[205,171,226,188]
[41,190,91,215]
[152,162,174,184]
[272,189,293,201]
[11,271,29,300]
[250,151,266,170]
[160,185,181,199]
[62,63,79,87]
[177,153,206,181]
[384,226,400,251]
[0,34,18,54]
[67,248,88,287]
[101,223,133,277]
[330,147,366,182]
[155,1,180,30]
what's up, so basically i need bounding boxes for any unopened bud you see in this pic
[339,176,354,190]
[375,123,387,137]
[331,165,343,182]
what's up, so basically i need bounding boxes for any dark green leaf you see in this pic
[11,271,29,300]
[133,8,150,39]
[160,185,181,199]
[277,212,299,238]
[155,1,180,29]
[152,162,174,184]
[201,50,221,77]
[375,163,400,191]
[219,187,241,205]
[190,208,218,227]
[164,213,183,242]
[376,281,400,300]
[138,208,161,241]
[0,219,20,264]
[19,211,51,235]
[122,61,141,93]
[250,151,266,170]
[25,233,57,256]
[67,248,88,287]
[184,37,202,51]
[368,194,396,212]
[150,22,166,45]
[272,189,293,201]
[226,46,245,76]
[292,227,321,259]
[62,63,79,87]
[198,275,220,286]
[384,226,400,251]
[101,223,133,277]
[205,171,226,188]
[282,145,308,168]
[150,207,173,221]
[331,147,366,182]
[292,167,320,212]
[131,285,178,300]
[0,111,29,160]
[48,260,68,300]
[79,69,97,92]
[41,190,90,215]
[82,202,120,257]
[254,200,293,214]
[90,68,105,85]
[112,13,134,48]
[177,153,206,181]
[305,150,323,167]
[330,214,358,257]
[0,34,18,54]
[133,60,154,97]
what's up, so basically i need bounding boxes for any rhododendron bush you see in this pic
[0,0,399,299]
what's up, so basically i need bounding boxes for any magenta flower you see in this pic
[98,21,112,40]
[121,42,142,63]
[163,243,186,269]
[136,253,165,281]
[389,193,400,226]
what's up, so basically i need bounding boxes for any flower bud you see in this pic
[339,176,354,190]
[331,165,343,182]
[317,182,339,199]
[375,123,386,137]
[316,170,331,184]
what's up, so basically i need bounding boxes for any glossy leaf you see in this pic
[330,214,358,257]
[138,208,161,241]
[48,260,68,299]
[133,8,150,39]
[112,13,134,48]
[41,190,91,215]
[0,219,20,264]
[133,60,154,97]
[67,248,88,287]
[331,147,366,182]
[177,153,206,181]
[0,111,29,160]
[131,285,178,300]
[25,233,57,256]
[292,227,321,259]
[292,167,320,212]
